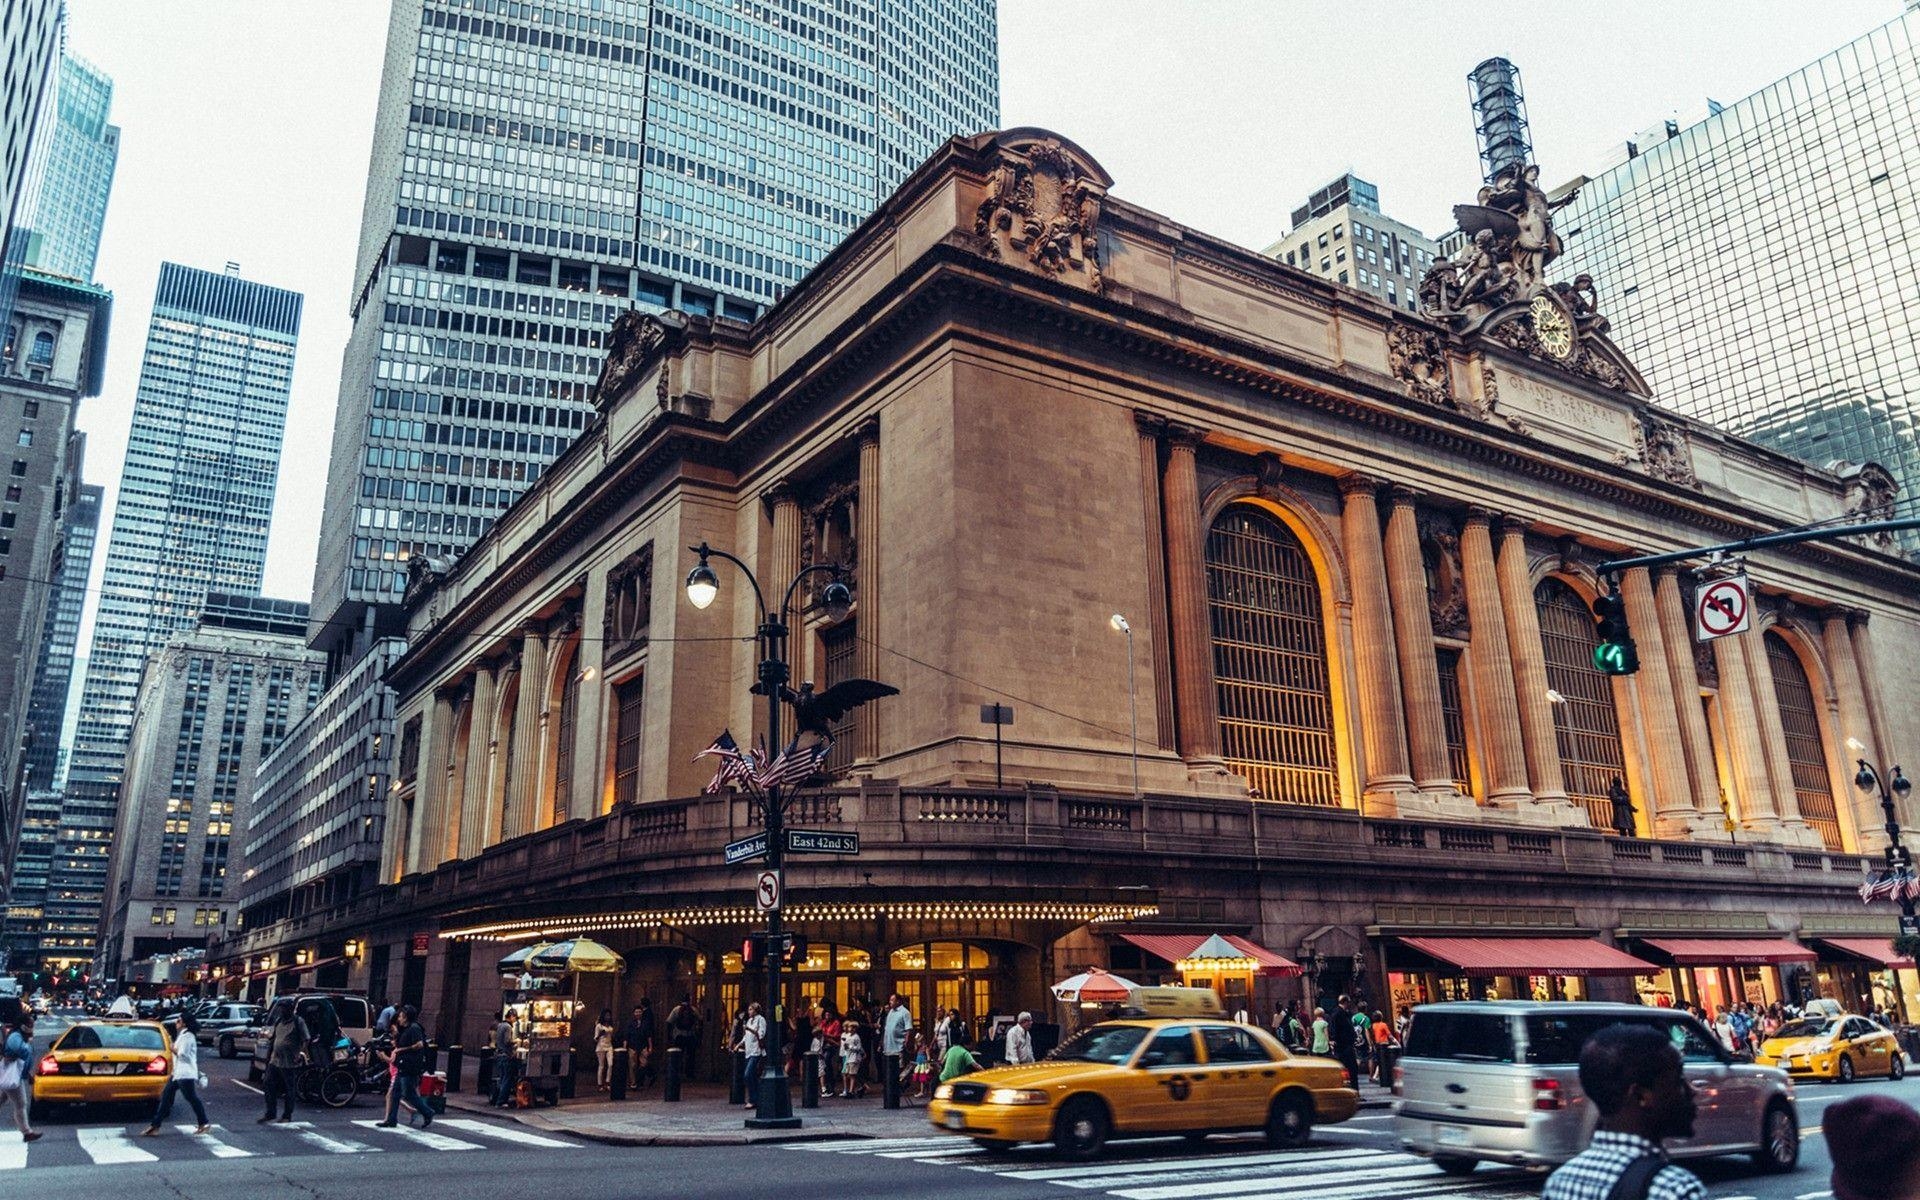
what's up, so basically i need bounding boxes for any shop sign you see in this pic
[786,828,859,855]
[410,933,432,957]
[725,832,770,864]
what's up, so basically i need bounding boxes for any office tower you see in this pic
[308,0,999,665]
[1263,174,1441,313]
[23,53,119,283]
[51,263,301,964]
[95,595,320,982]
[0,268,108,917]
[1552,9,1920,550]
[0,0,62,333]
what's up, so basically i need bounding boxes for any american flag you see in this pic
[755,737,832,791]
[1860,869,1904,904]
[695,729,757,795]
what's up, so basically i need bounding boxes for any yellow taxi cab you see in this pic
[1755,1012,1906,1082]
[32,1019,174,1112]
[928,989,1358,1159]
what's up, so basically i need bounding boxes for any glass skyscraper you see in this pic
[23,54,120,284]
[50,264,302,963]
[0,0,62,333]
[309,0,998,661]
[1552,9,1920,548]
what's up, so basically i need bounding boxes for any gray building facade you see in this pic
[1552,9,1920,548]
[0,0,60,334]
[96,595,320,983]
[55,263,301,966]
[1262,173,1441,313]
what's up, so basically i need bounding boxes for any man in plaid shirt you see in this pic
[1542,1024,1706,1200]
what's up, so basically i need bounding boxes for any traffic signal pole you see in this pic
[1593,516,1920,576]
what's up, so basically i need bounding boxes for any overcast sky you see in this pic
[61,0,1902,631]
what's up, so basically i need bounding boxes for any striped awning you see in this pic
[1814,937,1916,969]
[1396,937,1658,977]
[1118,933,1302,976]
[1641,938,1817,966]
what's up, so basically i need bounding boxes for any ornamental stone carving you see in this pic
[975,135,1107,293]
[593,308,669,411]
[1386,322,1451,408]
[1833,460,1899,548]
[1418,517,1470,639]
[1638,414,1699,489]
[602,542,653,661]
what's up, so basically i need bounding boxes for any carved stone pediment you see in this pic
[974,131,1110,293]
[1832,460,1899,548]
[593,309,680,411]
[1635,414,1699,489]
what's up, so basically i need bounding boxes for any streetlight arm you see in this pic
[688,541,772,622]
[778,563,847,627]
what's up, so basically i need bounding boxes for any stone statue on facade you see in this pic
[1607,777,1637,837]
[592,308,668,411]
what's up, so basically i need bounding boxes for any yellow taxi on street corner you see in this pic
[31,1019,174,1113]
[928,989,1358,1159]
[1754,1011,1906,1083]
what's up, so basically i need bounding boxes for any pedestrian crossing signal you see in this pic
[1591,587,1640,676]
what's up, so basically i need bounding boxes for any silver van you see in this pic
[1393,1001,1798,1177]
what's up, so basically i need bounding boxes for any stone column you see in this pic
[1162,423,1221,762]
[1825,611,1887,852]
[1653,569,1721,824]
[1339,474,1414,813]
[416,691,456,873]
[853,419,883,765]
[1849,615,1897,802]
[1741,626,1820,846]
[1619,568,1700,836]
[1495,517,1578,823]
[503,629,547,841]
[1459,508,1530,807]
[457,664,497,861]
[1135,412,1177,751]
[1711,630,1780,835]
[1383,486,1461,806]
[766,479,802,753]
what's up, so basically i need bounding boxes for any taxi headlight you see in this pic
[933,1083,954,1101]
[985,1088,1049,1106]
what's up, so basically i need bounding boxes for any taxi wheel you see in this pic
[1892,1052,1907,1081]
[219,1035,236,1059]
[1433,1155,1478,1176]
[1838,1054,1855,1083]
[1264,1091,1313,1149]
[1753,1101,1799,1173]
[1052,1097,1109,1161]
[978,1139,1019,1154]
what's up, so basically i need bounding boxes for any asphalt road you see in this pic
[7,1011,1909,1200]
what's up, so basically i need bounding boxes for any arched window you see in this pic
[1206,506,1336,805]
[1766,632,1843,850]
[27,330,54,366]
[1535,578,1628,829]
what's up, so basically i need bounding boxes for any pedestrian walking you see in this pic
[374,1001,397,1036]
[1368,1010,1395,1085]
[376,1006,432,1129]
[881,994,913,1075]
[257,999,310,1123]
[1004,1011,1036,1065]
[489,1012,518,1107]
[1827,1094,1920,1200]
[838,1020,867,1098]
[1,1012,41,1142]
[665,995,701,1079]
[909,1034,933,1101]
[938,1031,982,1082]
[818,1004,843,1096]
[1310,1006,1331,1055]
[1541,1023,1705,1200]
[143,1012,211,1136]
[626,998,658,1090]
[1330,995,1360,1087]
[738,1002,767,1107]
[593,1009,615,1089]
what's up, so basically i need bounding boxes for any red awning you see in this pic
[1118,933,1302,977]
[1396,937,1658,977]
[1641,938,1817,966]
[1815,937,1917,969]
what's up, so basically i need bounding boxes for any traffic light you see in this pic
[740,933,808,966]
[1592,584,1640,676]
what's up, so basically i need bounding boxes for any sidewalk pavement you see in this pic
[443,1076,1396,1147]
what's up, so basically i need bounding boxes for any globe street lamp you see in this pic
[684,540,850,1128]
[1856,757,1916,930]
[1110,614,1139,798]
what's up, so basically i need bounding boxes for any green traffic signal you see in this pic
[1592,585,1640,676]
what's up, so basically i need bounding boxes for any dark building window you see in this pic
[553,650,579,825]
[28,331,54,366]
[1535,578,1628,829]
[1766,631,1844,851]
[1435,648,1473,795]
[821,621,857,774]
[1206,506,1337,806]
[610,674,644,807]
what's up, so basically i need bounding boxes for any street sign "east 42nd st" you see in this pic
[785,829,859,855]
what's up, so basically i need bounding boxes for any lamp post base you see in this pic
[744,1116,804,1130]
[745,1071,801,1129]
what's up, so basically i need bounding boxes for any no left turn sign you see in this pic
[755,870,782,912]
[1694,574,1752,642]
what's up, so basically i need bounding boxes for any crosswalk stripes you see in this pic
[0,1140,26,1172]
[75,1127,156,1165]
[270,1120,382,1155]
[789,1139,1540,1200]
[176,1124,255,1158]
[434,1117,577,1148]
[0,1114,583,1171]
[353,1119,481,1151]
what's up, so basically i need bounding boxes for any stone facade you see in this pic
[218,130,1920,1049]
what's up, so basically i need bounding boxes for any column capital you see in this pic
[1386,482,1420,507]
[1463,504,1496,527]
[763,477,801,507]
[1497,514,1531,538]
[1337,472,1380,499]
[1822,605,1857,629]
[854,415,880,446]
[1133,409,1168,437]
[1164,421,1208,450]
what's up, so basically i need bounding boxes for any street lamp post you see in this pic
[1110,614,1138,797]
[1856,758,1915,1022]
[685,541,849,1129]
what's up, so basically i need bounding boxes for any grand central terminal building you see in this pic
[214,130,1920,1044]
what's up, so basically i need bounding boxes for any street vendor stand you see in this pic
[495,938,624,1105]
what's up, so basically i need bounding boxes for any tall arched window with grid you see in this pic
[1535,578,1629,829]
[1766,631,1844,851]
[1206,506,1337,806]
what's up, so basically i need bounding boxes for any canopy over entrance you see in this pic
[1640,937,1816,966]
[1396,936,1656,977]
[1118,932,1302,977]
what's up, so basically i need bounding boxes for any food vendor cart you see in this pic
[496,938,624,1105]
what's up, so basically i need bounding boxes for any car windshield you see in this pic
[1774,1019,1835,1039]
[1051,1024,1150,1065]
[59,1024,166,1051]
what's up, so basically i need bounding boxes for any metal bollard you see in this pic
[801,1051,820,1108]
[560,1050,576,1099]
[663,1046,684,1102]
[882,1053,901,1109]
[610,1047,628,1101]
[476,1053,493,1098]
[443,1044,460,1092]
[728,1050,746,1105]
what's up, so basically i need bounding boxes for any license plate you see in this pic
[86,1063,120,1075]
[944,1111,967,1130]
[1436,1125,1471,1148]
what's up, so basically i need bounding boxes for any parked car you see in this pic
[195,1001,264,1059]
[1756,1012,1906,1082]
[1393,1001,1798,1176]
[248,993,374,1082]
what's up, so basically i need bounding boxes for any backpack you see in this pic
[1606,1153,1668,1200]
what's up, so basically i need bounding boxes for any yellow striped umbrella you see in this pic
[528,939,626,974]
[496,942,555,974]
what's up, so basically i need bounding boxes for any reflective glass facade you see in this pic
[52,264,302,962]
[23,54,119,284]
[1553,10,1920,549]
[0,0,60,334]
[309,0,997,656]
